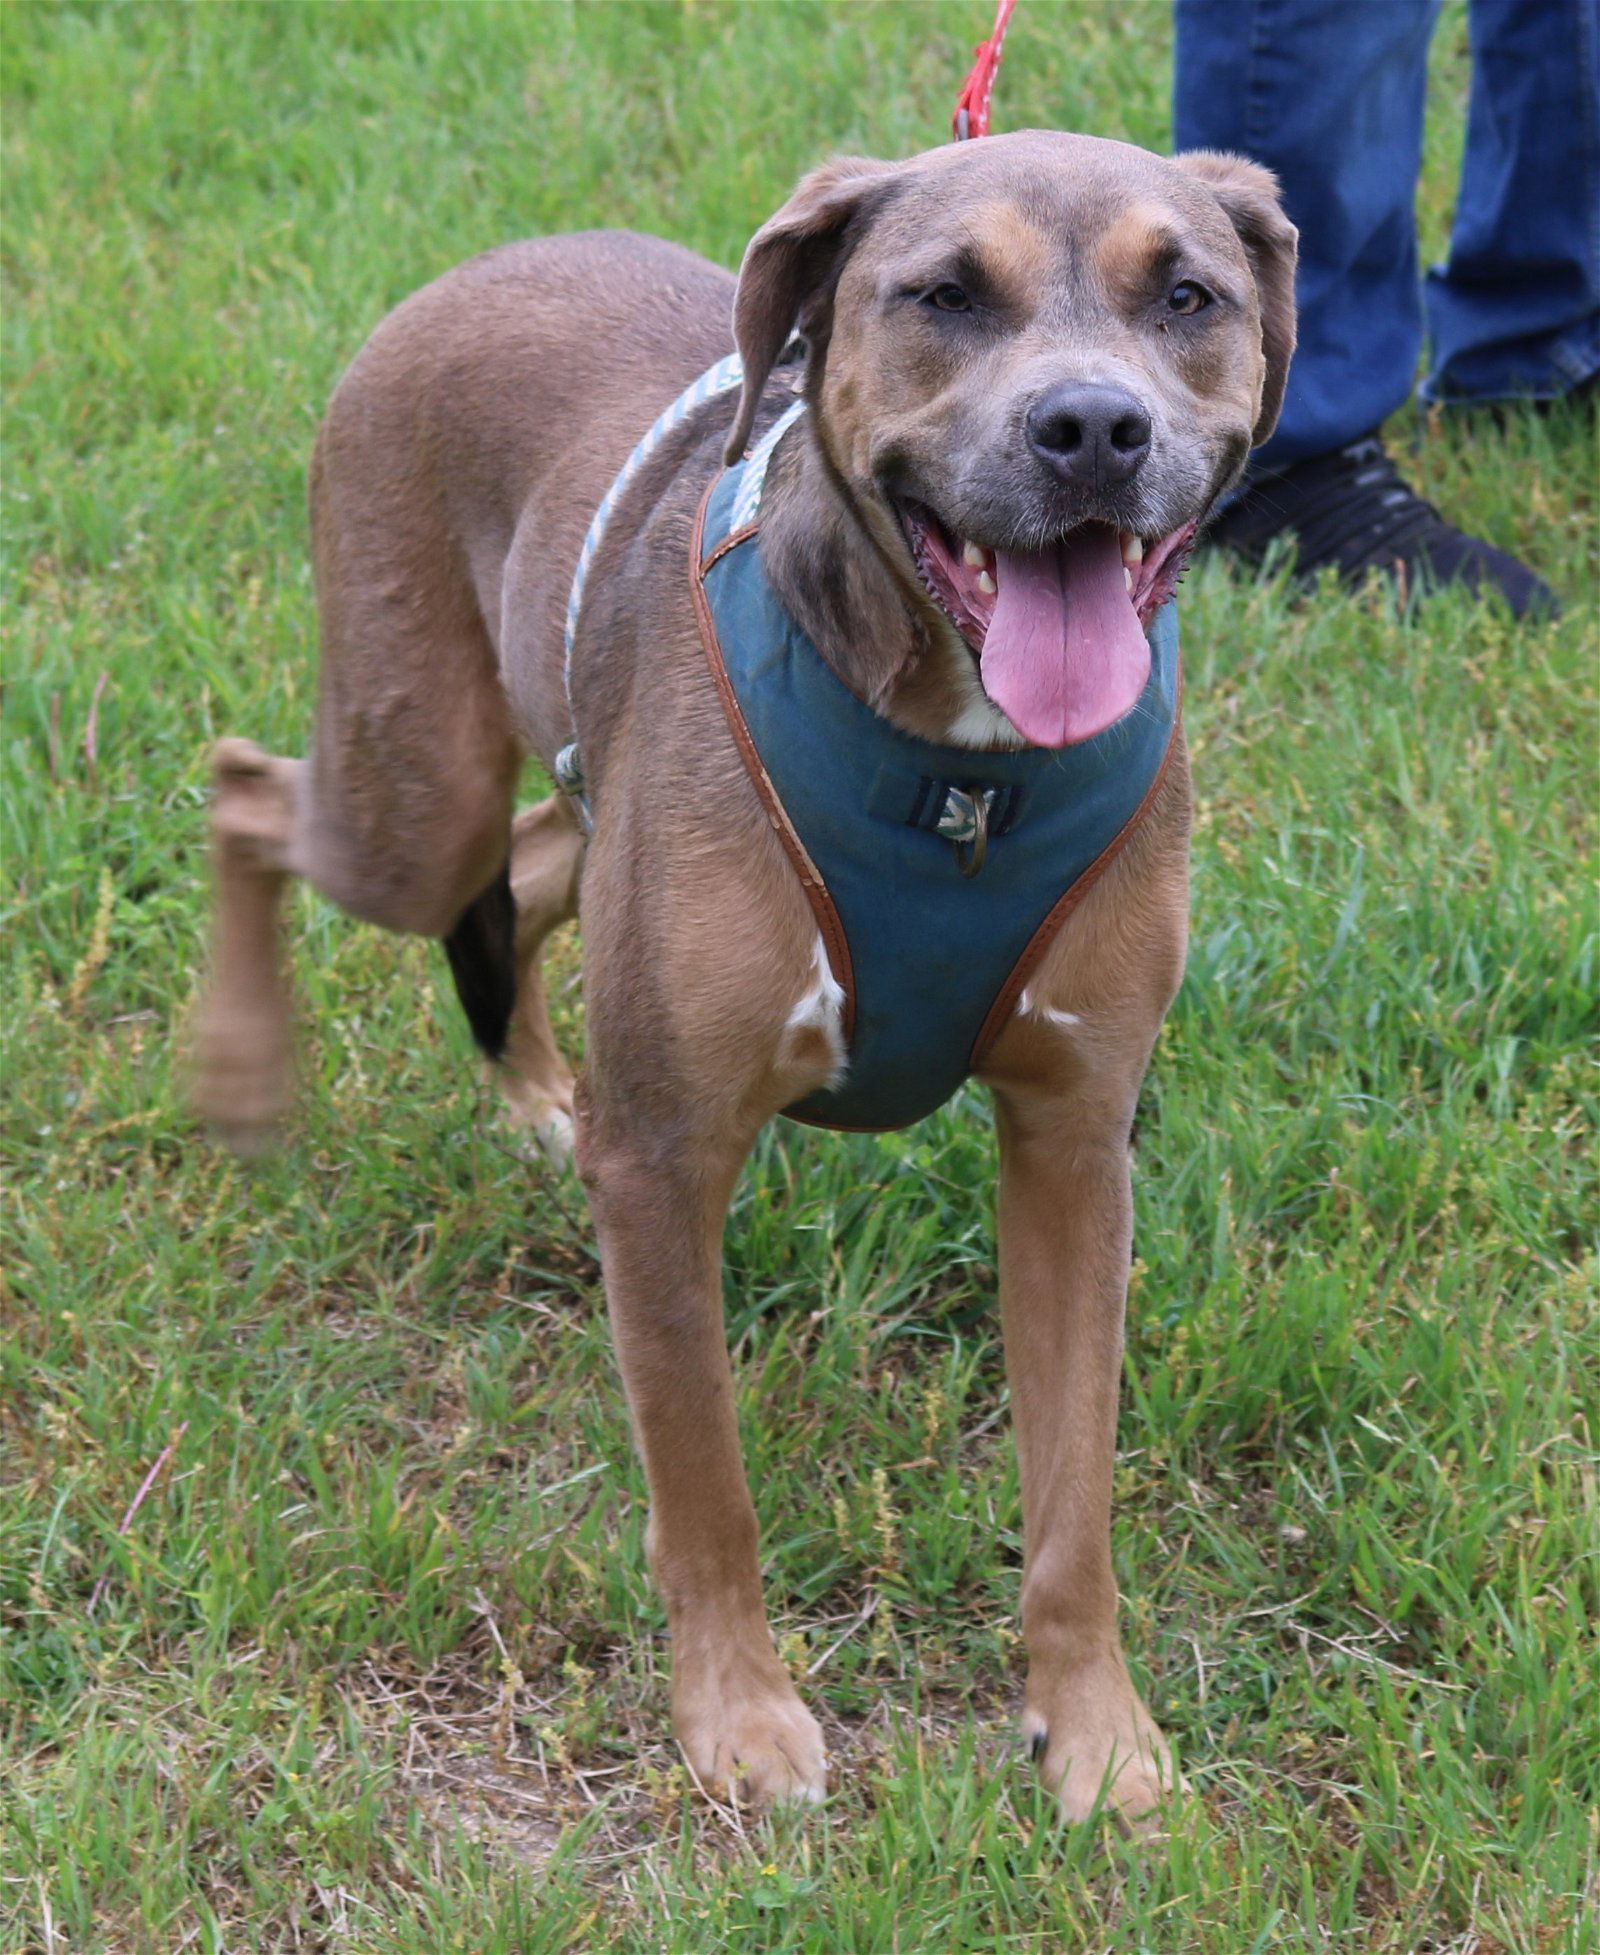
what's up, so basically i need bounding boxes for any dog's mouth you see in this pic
[898,503,1195,748]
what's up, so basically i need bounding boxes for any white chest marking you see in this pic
[930,616,1027,750]
[785,934,848,1085]
[1018,986,1082,1032]
[944,690,1028,750]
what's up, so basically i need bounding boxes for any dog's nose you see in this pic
[1026,383,1152,487]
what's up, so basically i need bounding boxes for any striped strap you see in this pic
[728,397,807,533]
[562,351,807,714]
[556,349,809,839]
[563,353,746,698]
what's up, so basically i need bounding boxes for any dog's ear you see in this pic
[1174,151,1298,447]
[725,156,901,463]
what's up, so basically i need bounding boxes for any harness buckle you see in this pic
[553,741,593,838]
[938,784,993,878]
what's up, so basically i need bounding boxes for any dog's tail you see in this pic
[442,864,517,1061]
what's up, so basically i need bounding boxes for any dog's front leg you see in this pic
[993,1080,1177,1828]
[578,1111,827,1807]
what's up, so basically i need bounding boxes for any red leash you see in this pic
[952,0,1017,140]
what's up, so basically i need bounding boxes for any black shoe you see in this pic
[1205,431,1558,619]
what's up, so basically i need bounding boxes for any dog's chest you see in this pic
[694,463,1182,1132]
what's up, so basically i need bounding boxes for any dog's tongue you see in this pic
[982,523,1150,747]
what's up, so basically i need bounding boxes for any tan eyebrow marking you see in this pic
[1092,201,1188,304]
[913,200,1053,314]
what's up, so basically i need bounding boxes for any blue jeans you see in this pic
[1174,0,1600,468]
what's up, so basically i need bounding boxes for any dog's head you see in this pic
[727,132,1296,748]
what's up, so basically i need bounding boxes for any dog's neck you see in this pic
[757,419,1024,752]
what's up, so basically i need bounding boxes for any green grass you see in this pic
[3,3,1596,1950]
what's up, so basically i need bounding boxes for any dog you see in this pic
[194,130,1295,1825]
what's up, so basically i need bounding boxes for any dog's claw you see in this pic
[1023,1665,1182,1827]
[497,1079,577,1168]
[533,1106,576,1166]
[674,1661,828,1809]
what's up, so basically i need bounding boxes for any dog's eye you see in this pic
[924,283,972,314]
[1167,281,1212,316]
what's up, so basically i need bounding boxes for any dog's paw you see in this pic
[189,999,293,1157]
[497,1078,577,1168]
[674,1659,828,1808]
[1023,1665,1183,1832]
[529,1105,576,1166]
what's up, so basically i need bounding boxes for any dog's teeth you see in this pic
[1120,531,1144,565]
[1124,567,1134,593]
[962,539,986,569]
[976,569,997,596]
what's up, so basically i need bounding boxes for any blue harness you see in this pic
[563,364,1181,1133]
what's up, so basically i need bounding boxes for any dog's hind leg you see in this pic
[191,738,304,1153]
[497,793,584,1162]
[194,383,523,1152]
[194,672,519,1154]
[193,668,518,1156]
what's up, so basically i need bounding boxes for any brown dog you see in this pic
[195,132,1295,1824]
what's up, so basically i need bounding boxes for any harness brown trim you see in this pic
[692,470,1181,1118]
[690,479,858,1044]
[699,520,761,575]
[968,666,1183,1069]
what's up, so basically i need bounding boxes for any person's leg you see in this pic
[1173,0,1558,615]
[1421,0,1600,403]
[1173,0,1441,470]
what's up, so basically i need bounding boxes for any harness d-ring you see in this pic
[953,791,990,878]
